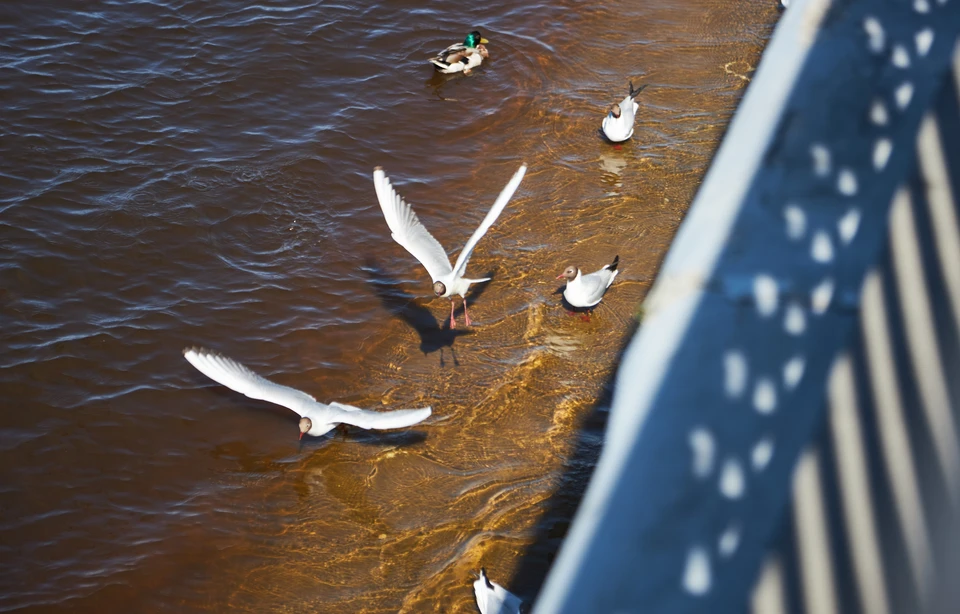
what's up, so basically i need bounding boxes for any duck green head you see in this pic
[464,31,489,48]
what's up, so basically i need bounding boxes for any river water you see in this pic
[0,0,778,611]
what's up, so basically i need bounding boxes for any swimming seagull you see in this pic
[183,347,432,439]
[373,164,527,328]
[601,81,647,142]
[474,567,522,614]
[557,255,620,308]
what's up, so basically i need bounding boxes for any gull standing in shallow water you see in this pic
[601,81,647,143]
[183,348,432,439]
[557,255,620,309]
[373,164,527,329]
[474,568,522,614]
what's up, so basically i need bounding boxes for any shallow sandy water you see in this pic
[0,0,778,610]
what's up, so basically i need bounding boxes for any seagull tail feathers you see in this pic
[629,82,648,99]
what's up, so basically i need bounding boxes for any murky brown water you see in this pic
[0,0,777,611]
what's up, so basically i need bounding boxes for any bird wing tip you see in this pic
[183,346,209,358]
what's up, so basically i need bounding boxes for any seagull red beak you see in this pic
[556,273,565,279]
[299,431,305,441]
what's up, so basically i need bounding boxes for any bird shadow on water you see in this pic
[363,259,494,367]
[328,427,428,448]
[296,427,429,452]
[552,283,602,319]
[506,317,640,605]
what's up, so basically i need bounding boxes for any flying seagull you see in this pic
[373,164,527,328]
[183,347,431,439]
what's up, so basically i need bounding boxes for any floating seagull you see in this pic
[601,81,647,143]
[373,164,527,328]
[430,30,490,74]
[474,568,522,614]
[183,347,432,439]
[557,255,620,309]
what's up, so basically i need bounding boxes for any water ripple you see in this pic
[0,0,776,609]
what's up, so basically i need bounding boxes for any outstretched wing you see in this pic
[183,347,315,417]
[451,164,527,278]
[328,401,432,430]
[373,168,454,281]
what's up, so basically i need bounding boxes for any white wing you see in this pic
[373,167,453,281]
[451,164,527,278]
[328,402,432,430]
[184,347,315,417]
[602,111,633,142]
[474,573,522,614]
[579,273,609,302]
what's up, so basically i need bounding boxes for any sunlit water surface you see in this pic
[0,0,778,610]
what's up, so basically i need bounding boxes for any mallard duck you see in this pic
[601,81,647,142]
[429,30,490,74]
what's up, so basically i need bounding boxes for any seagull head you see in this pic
[465,31,489,48]
[609,104,621,118]
[298,417,312,440]
[556,265,578,281]
[433,281,447,296]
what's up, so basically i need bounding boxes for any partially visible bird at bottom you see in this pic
[183,347,432,440]
[557,255,620,316]
[474,567,523,614]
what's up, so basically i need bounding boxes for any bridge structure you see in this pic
[533,0,960,612]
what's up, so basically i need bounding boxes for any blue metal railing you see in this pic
[533,0,960,612]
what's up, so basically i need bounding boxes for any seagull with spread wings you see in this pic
[183,347,432,440]
[372,164,526,328]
